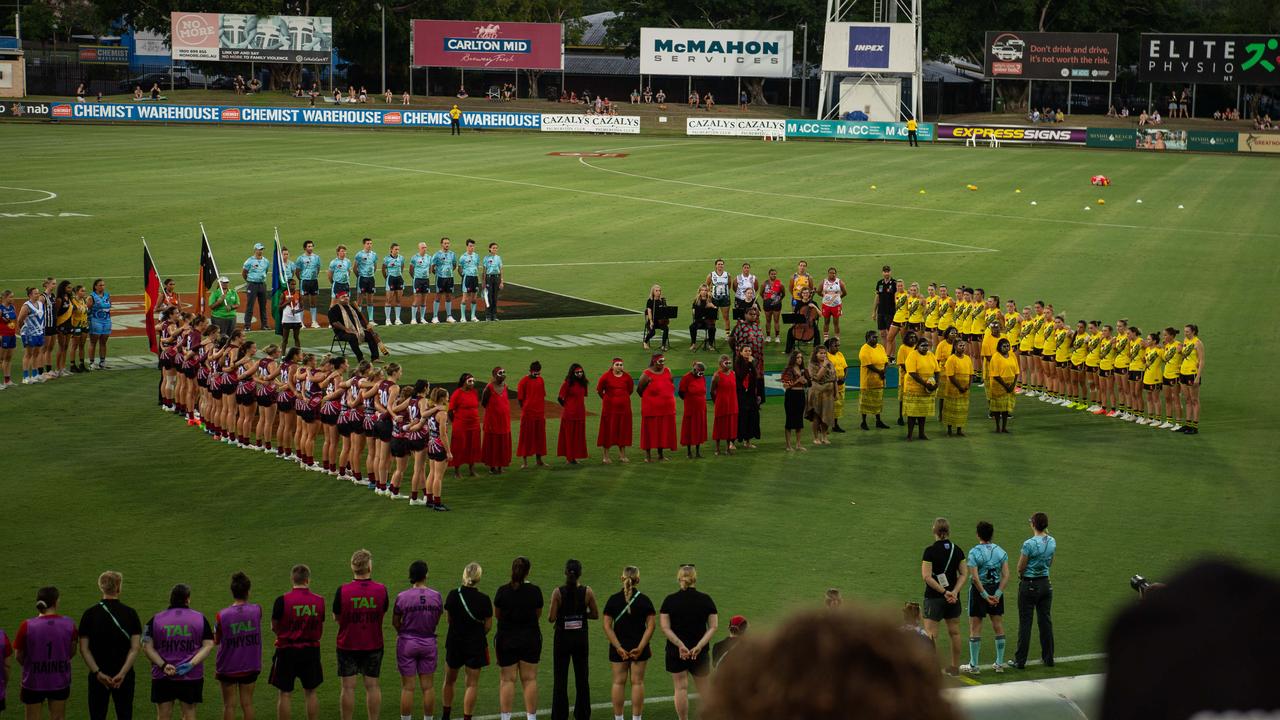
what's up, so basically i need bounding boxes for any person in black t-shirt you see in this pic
[547,560,599,720]
[602,566,655,720]
[873,265,897,346]
[710,615,747,670]
[442,563,493,720]
[920,517,968,675]
[493,557,543,720]
[79,571,143,720]
[659,565,718,720]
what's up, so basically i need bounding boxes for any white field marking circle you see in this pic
[0,186,58,206]
[579,142,1272,240]
[310,157,997,254]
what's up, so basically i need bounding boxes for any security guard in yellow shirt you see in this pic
[449,104,463,135]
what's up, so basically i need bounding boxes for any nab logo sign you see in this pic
[849,26,891,69]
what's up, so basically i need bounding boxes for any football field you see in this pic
[2,121,1277,717]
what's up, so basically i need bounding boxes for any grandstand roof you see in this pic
[576,11,617,48]
[565,53,638,76]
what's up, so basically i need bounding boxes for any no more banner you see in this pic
[686,117,787,137]
[46,103,543,129]
[936,123,1086,144]
[540,114,640,134]
[785,119,934,141]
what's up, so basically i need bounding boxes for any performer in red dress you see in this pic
[638,353,678,462]
[679,361,708,458]
[516,361,547,468]
[595,357,634,464]
[480,366,512,473]
[449,373,482,477]
[711,354,739,455]
[557,363,589,464]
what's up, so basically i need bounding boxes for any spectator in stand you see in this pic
[79,571,143,720]
[704,93,715,110]
[643,87,652,103]
[630,89,640,104]
[703,608,961,720]
[134,85,143,101]
[271,564,326,720]
[688,91,699,108]
[333,549,389,720]
[711,616,746,669]
[655,89,666,104]
[150,83,161,101]
[383,89,393,104]
[402,91,410,106]
[1138,109,1149,127]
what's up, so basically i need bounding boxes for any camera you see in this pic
[1130,575,1152,594]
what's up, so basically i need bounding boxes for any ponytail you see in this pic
[35,585,59,613]
[621,566,639,602]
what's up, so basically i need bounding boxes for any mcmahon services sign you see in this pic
[640,28,793,78]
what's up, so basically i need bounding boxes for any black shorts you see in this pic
[320,410,338,426]
[1086,365,1098,374]
[282,321,302,333]
[462,276,479,293]
[333,282,350,296]
[890,320,904,329]
[277,396,295,413]
[21,686,70,704]
[1056,361,1068,369]
[922,596,961,621]
[1164,378,1179,388]
[1129,371,1142,382]
[608,643,652,663]
[968,584,1005,618]
[1144,382,1161,391]
[711,296,729,309]
[299,409,317,423]
[151,678,203,705]
[414,278,432,294]
[445,640,489,670]
[302,279,319,296]
[664,643,710,677]
[182,365,198,379]
[376,416,394,443]
[270,647,324,692]
[1098,369,1112,377]
[876,312,892,331]
[236,393,255,407]
[1071,362,1084,372]
[358,276,376,294]
[216,671,260,685]
[764,299,783,313]
[436,278,455,294]
[906,322,922,333]
[256,393,274,408]
[388,276,404,292]
[427,448,447,462]
[1180,374,1197,385]
[390,437,410,458]
[337,648,384,678]
[57,323,73,336]
[495,632,542,667]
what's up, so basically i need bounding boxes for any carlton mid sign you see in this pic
[640,28,793,78]
[821,22,916,73]
[1140,34,1280,84]
[412,20,563,70]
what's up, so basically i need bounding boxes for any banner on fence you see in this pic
[1186,130,1238,152]
[540,113,640,134]
[686,117,787,137]
[170,12,332,63]
[45,102,543,129]
[982,31,1117,80]
[1238,132,1280,153]
[0,101,51,119]
[412,20,563,70]
[1139,34,1280,85]
[936,123,1087,144]
[1135,128,1187,151]
[640,28,793,78]
[785,119,933,141]
[821,22,916,73]
[1085,127,1133,148]
[79,45,130,65]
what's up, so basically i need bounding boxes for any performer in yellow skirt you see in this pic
[942,337,973,436]
[903,337,939,441]
[857,330,890,430]
[825,336,848,433]
[987,338,1019,433]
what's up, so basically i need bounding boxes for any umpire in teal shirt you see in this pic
[1013,511,1056,669]
[241,242,271,331]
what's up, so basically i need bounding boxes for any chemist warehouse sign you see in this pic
[640,28,794,78]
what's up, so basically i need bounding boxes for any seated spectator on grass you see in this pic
[332,88,342,103]
[656,89,666,104]
[1151,109,1162,125]
[1138,110,1149,126]
[703,608,960,720]
[704,92,715,110]
[1213,109,1223,120]
[358,86,368,103]
[150,82,161,101]
[1055,108,1065,122]
[643,87,653,103]
[689,91,699,108]
[1120,107,1129,117]
[1107,104,1117,117]
[630,88,640,104]
[134,85,143,100]
[1029,109,1040,123]
[248,77,261,93]
[457,85,468,98]
[568,91,577,104]
[594,96,604,114]
[384,88,393,103]
[402,91,410,106]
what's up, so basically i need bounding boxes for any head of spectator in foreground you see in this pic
[704,608,960,720]
[729,615,748,636]
[932,517,950,540]
[351,548,373,579]
[289,565,311,589]
[677,564,697,589]
[1102,560,1278,720]
[99,570,123,599]
[462,562,483,588]
[825,588,842,608]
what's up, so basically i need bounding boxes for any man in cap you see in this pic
[209,276,239,337]
[711,615,747,670]
[327,292,380,362]
[242,242,272,331]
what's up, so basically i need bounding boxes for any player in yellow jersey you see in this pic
[1138,333,1164,425]
[1119,325,1142,422]
[1178,323,1204,434]
[923,283,940,345]
[905,282,925,332]
[965,288,984,368]
[1083,321,1104,412]
[1109,320,1131,418]
[1067,321,1089,408]
[1158,327,1185,430]
[937,284,955,336]
[1016,306,1036,394]
[1040,315,1064,403]
[1030,303,1051,399]
[885,280,908,357]
[895,330,918,426]
[1092,325,1116,416]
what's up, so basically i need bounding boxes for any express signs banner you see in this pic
[540,114,640,134]
[170,12,332,63]
[686,117,787,137]
[45,102,542,129]
[936,123,1087,145]
[1139,34,1280,85]
[640,28,793,78]
[785,119,933,141]
[821,22,916,73]
[412,20,563,70]
[983,32,1117,80]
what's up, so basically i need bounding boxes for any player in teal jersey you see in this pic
[457,239,481,323]
[296,240,323,327]
[354,237,379,324]
[408,242,432,325]
[430,237,457,324]
[962,521,1010,674]
[328,245,352,308]
[382,243,406,325]
[482,242,504,321]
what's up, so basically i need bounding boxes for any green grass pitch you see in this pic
[1,121,1277,717]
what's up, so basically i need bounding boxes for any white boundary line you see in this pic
[308,157,997,254]
[0,186,58,206]
[577,144,1278,240]
[470,653,1106,720]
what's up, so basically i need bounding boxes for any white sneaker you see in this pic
[392,492,410,500]
[367,319,378,326]
[445,316,455,323]
[992,662,1005,674]
[1135,417,1149,425]
[410,318,419,325]
[1169,423,1182,432]
[431,317,440,324]
[959,664,981,675]
[409,498,426,506]
[459,315,468,323]
[1157,421,1173,429]
[471,315,480,323]
[1038,394,1050,402]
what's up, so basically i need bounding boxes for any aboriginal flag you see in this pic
[143,240,161,355]
[197,225,220,317]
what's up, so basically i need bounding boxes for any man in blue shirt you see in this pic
[296,239,323,328]
[353,237,379,324]
[381,243,405,326]
[482,242,504,322]
[328,245,352,308]
[457,239,481,323]
[408,242,432,325]
[241,242,271,331]
[430,237,457,324]
[1013,512,1056,669]
[962,521,1010,675]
